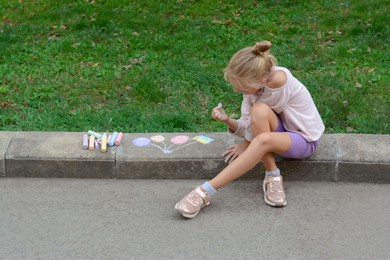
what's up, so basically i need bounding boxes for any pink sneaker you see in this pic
[175,186,211,218]
[263,175,287,207]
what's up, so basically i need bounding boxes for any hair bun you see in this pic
[254,40,272,55]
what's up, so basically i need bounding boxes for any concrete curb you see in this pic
[1,131,389,183]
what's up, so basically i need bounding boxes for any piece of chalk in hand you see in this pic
[218,103,222,108]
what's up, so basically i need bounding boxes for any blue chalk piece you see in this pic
[108,132,119,147]
[218,102,222,108]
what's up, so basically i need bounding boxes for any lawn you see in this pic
[0,0,389,134]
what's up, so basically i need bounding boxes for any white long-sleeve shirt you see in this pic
[230,66,325,142]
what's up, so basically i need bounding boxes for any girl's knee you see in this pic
[251,103,272,123]
[252,103,271,114]
[252,132,273,147]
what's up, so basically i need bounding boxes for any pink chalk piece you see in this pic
[82,133,88,150]
[170,135,189,144]
[151,135,165,143]
[115,132,124,145]
[88,135,95,151]
[133,137,151,147]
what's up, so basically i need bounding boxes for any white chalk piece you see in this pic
[82,133,88,150]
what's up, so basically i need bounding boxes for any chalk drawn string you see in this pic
[150,143,167,153]
[169,141,198,152]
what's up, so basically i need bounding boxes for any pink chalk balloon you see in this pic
[170,135,189,144]
[151,135,165,143]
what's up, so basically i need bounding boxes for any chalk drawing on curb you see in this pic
[132,135,214,154]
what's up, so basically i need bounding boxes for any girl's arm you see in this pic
[224,117,239,133]
[212,95,251,138]
[212,106,238,132]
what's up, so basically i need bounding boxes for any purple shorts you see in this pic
[274,117,319,159]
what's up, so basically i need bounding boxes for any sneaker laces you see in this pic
[269,178,283,193]
[187,190,205,206]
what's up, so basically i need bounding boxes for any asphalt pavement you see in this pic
[1,178,389,260]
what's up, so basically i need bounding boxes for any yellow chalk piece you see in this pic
[89,135,95,151]
[101,133,107,152]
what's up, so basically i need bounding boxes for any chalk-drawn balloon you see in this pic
[170,135,189,144]
[151,135,165,143]
[132,137,151,147]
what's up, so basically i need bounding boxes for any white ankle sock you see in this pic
[265,168,280,177]
[202,182,217,196]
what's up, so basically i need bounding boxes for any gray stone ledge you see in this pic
[1,131,389,183]
[0,131,16,177]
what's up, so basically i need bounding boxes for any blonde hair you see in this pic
[224,40,278,90]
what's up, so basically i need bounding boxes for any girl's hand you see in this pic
[212,106,229,123]
[222,142,248,164]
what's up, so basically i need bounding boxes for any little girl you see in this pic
[175,40,325,218]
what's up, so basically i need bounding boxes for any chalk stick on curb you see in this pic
[109,132,118,147]
[82,133,88,150]
[87,130,103,139]
[89,135,95,151]
[115,132,123,146]
[101,134,107,153]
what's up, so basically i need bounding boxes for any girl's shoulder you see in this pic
[267,67,287,89]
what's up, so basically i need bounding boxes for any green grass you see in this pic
[0,0,389,134]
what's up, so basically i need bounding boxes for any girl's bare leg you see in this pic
[251,103,281,172]
[209,104,292,190]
